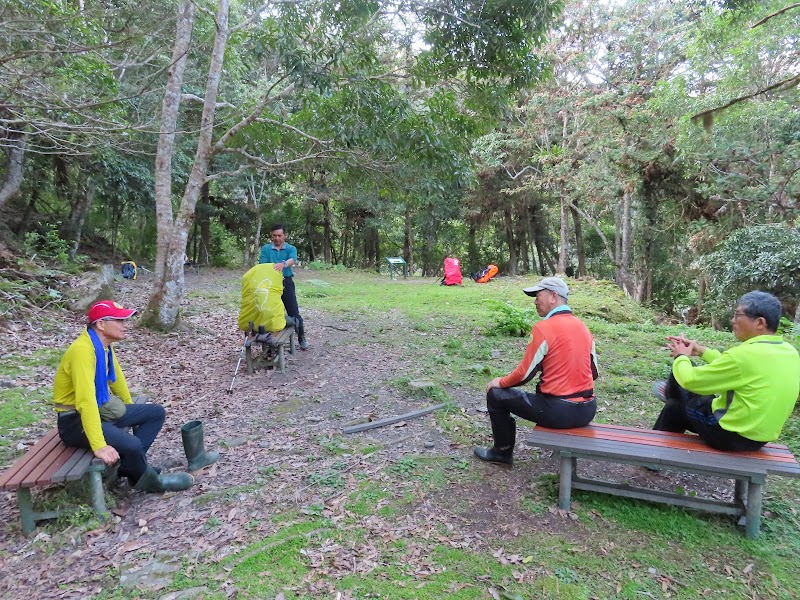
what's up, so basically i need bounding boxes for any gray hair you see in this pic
[737,291,782,332]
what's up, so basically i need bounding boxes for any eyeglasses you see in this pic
[732,311,757,320]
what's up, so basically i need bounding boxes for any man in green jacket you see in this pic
[654,291,800,451]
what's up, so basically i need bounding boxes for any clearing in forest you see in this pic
[0,269,798,599]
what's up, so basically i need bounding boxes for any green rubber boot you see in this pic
[133,466,194,492]
[181,420,220,471]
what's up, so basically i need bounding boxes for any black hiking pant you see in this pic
[653,374,765,452]
[486,387,596,450]
[282,276,305,341]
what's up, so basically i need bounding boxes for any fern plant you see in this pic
[486,301,536,337]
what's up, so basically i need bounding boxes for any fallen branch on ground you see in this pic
[343,403,449,434]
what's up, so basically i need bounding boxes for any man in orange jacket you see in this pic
[474,277,599,465]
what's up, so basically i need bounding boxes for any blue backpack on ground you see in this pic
[121,261,137,280]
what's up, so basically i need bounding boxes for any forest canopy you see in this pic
[1,0,798,326]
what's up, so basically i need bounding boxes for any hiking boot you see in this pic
[297,319,309,350]
[473,446,513,465]
[133,466,194,492]
[181,420,220,472]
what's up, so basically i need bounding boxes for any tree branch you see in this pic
[691,73,800,128]
[752,2,800,28]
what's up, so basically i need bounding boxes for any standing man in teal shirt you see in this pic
[259,223,309,350]
[654,291,800,451]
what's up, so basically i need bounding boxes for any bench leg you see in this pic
[246,345,254,375]
[17,487,36,534]
[744,476,765,539]
[88,467,108,519]
[558,453,575,510]
[277,345,285,374]
[734,478,748,506]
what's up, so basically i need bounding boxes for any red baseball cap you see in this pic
[88,300,137,324]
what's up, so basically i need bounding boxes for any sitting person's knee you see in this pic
[143,403,166,422]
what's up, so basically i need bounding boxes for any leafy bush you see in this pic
[23,223,76,266]
[208,219,242,267]
[486,301,536,337]
[700,225,800,321]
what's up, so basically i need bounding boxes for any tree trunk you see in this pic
[0,131,26,210]
[322,197,332,263]
[252,211,262,265]
[190,219,199,264]
[373,227,381,273]
[403,204,414,274]
[243,235,252,266]
[504,209,517,276]
[519,208,530,273]
[144,0,228,329]
[64,181,96,259]
[557,197,569,274]
[570,201,586,277]
[467,222,479,273]
[341,214,351,267]
[198,189,211,265]
[423,226,436,276]
[308,218,316,262]
[615,190,635,296]
[13,184,38,235]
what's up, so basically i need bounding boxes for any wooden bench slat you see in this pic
[50,448,94,483]
[529,429,800,477]
[532,434,770,477]
[0,431,63,490]
[271,327,293,344]
[247,325,295,374]
[63,453,96,481]
[28,444,81,487]
[533,424,797,463]
[534,423,792,452]
[533,425,797,464]
[1,396,149,532]
[560,422,788,450]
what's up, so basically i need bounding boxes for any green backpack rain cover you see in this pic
[238,264,286,333]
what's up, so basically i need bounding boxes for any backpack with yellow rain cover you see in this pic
[238,264,286,333]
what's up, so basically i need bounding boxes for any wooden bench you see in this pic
[528,423,800,538]
[0,396,147,534]
[245,326,296,375]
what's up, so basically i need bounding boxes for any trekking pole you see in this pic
[227,331,249,394]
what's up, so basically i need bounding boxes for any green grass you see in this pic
[0,386,51,463]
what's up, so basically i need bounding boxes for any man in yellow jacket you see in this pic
[654,291,800,451]
[54,301,194,492]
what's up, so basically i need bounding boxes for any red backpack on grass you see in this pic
[441,257,463,285]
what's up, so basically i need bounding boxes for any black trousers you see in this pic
[486,387,596,450]
[57,403,166,483]
[282,277,304,339]
[653,374,765,451]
